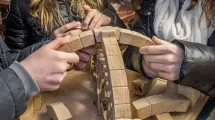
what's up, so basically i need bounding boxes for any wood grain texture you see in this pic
[154,113,173,120]
[112,87,130,105]
[175,94,190,112]
[103,44,122,56]
[159,94,178,113]
[58,44,71,53]
[46,102,72,120]
[33,93,42,111]
[67,34,83,51]
[102,37,118,45]
[119,29,134,45]
[114,104,132,119]
[132,98,151,119]
[79,30,95,47]
[146,95,164,115]
[110,70,128,87]
[106,55,125,70]
[131,31,154,47]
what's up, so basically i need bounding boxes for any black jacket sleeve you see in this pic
[173,32,215,97]
[102,0,126,28]
[5,0,29,50]
[0,68,26,119]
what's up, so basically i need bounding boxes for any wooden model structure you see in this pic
[20,26,208,120]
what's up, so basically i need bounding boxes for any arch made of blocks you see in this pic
[57,26,155,120]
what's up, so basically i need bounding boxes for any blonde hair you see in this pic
[30,0,103,33]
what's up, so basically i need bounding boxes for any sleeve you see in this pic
[0,67,26,119]
[102,0,126,28]
[173,39,215,98]
[5,0,29,50]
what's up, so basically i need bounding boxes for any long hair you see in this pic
[132,0,215,26]
[30,0,103,33]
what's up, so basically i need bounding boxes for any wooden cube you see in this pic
[106,55,125,70]
[132,98,151,119]
[33,93,42,111]
[79,30,95,47]
[93,28,102,43]
[154,113,173,120]
[159,94,178,113]
[166,81,178,94]
[119,29,134,45]
[114,104,132,119]
[67,35,83,51]
[102,37,118,45]
[46,102,72,120]
[103,44,121,56]
[110,70,128,87]
[131,31,154,48]
[146,95,164,115]
[112,87,130,105]
[175,94,190,112]
[102,29,117,38]
[58,44,71,53]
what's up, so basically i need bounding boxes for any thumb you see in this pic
[45,35,71,50]
[83,5,92,14]
[152,36,169,45]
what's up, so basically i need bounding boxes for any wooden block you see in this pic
[46,102,72,120]
[146,95,164,115]
[159,94,178,113]
[154,113,173,120]
[103,44,121,56]
[112,87,130,104]
[131,31,154,48]
[102,29,117,38]
[33,93,42,111]
[106,55,125,70]
[132,98,151,119]
[20,98,34,119]
[67,34,83,51]
[102,37,118,45]
[114,104,132,119]
[93,28,102,42]
[110,70,128,87]
[119,29,134,45]
[131,77,156,96]
[79,30,95,47]
[166,81,178,94]
[58,44,71,53]
[175,94,190,112]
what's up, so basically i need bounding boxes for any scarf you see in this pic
[154,0,215,45]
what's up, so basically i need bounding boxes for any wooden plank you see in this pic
[159,94,178,113]
[106,55,125,70]
[46,102,72,120]
[103,44,121,56]
[33,93,42,111]
[175,94,190,112]
[79,30,95,47]
[114,104,132,119]
[146,95,164,115]
[112,87,130,105]
[131,31,154,48]
[102,37,118,45]
[119,29,134,45]
[132,98,151,119]
[110,70,128,87]
[154,113,173,120]
[58,44,71,53]
[67,34,83,51]
[102,29,117,38]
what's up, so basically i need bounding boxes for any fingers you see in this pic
[144,54,177,64]
[139,45,171,55]
[83,5,93,13]
[152,36,169,45]
[80,46,96,54]
[95,18,104,28]
[88,13,102,29]
[55,21,81,34]
[76,51,91,62]
[46,35,71,50]
[157,71,179,81]
[56,51,79,64]
[143,64,158,78]
[74,61,87,70]
[83,10,96,29]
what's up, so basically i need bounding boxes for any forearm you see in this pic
[173,40,215,97]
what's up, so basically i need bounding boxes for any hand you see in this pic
[50,21,82,40]
[20,35,80,92]
[74,46,96,70]
[139,36,184,81]
[82,5,111,29]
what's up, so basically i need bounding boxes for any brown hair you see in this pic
[30,0,103,33]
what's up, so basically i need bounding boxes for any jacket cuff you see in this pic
[9,61,40,100]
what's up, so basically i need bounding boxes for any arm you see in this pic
[5,0,29,50]
[102,0,126,28]
[173,32,215,97]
